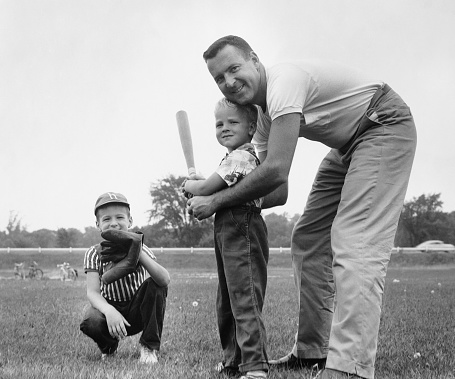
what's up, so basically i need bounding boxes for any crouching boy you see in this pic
[80,192,170,364]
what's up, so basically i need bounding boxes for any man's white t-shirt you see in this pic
[252,60,383,152]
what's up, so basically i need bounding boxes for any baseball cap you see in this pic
[94,192,130,215]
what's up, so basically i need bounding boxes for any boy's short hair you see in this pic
[94,192,130,217]
[203,35,255,62]
[214,98,258,125]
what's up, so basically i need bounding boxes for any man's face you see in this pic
[96,204,132,232]
[207,45,261,105]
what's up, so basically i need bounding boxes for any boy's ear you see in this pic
[128,216,133,228]
[249,121,257,136]
[95,219,101,231]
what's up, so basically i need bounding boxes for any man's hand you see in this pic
[187,194,217,220]
[105,308,131,340]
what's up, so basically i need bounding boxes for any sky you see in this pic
[1,0,455,232]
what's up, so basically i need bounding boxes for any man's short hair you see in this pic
[203,35,255,62]
[215,98,258,125]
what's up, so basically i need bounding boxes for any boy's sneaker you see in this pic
[139,345,158,364]
[240,370,267,379]
[100,342,118,361]
[101,351,116,361]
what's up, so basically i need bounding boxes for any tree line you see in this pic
[1,175,454,249]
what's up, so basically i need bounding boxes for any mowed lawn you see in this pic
[0,251,454,379]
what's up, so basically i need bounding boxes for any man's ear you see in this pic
[250,51,260,68]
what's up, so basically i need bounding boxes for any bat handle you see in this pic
[188,167,196,177]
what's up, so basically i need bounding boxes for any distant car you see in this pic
[415,240,455,253]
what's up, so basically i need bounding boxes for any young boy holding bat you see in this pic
[184,98,269,379]
[80,192,170,364]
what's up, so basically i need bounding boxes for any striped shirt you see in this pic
[84,244,156,302]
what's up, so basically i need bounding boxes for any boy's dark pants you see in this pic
[80,278,167,354]
[214,206,269,373]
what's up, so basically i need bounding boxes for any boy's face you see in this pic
[215,106,255,153]
[96,204,132,232]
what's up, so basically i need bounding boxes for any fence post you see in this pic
[69,247,73,253]
[7,247,10,254]
[191,247,194,254]
[161,247,163,253]
[280,246,283,253]
[39,247,42,253]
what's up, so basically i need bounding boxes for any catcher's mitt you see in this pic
[99,230,143,284]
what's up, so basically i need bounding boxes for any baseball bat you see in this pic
[176,110,196,177]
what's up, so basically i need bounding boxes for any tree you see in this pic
[264,212,297,247]
[81,226,102,247]
[6,211,23,236]
[446,211,455,244]
[56,228,83,248]
[139,224,180,248]
[0,230,14,248]
[397,193,451,246]
[148,175,213,247]
[30,229,57,248]
[2,211,32,247]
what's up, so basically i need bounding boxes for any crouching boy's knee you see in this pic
[80,305,106,336]
[143,277,168,297]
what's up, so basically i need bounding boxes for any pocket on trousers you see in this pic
[228,209,248,237]
[366,94,412,126]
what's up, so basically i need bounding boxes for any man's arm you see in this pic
[257,150,289,209]
[188,113,301,219]
[184,172,227,196]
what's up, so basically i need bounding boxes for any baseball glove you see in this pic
[99,230,144,284]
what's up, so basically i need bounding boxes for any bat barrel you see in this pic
[176,110,196,176]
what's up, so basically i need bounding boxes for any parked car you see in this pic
[415,240,455,253]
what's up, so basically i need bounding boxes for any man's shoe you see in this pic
[314,368,363,378]
[215,361,239,376]
[139,345,158,364]
[269,352,326,370]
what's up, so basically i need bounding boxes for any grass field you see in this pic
[0,251,454,379]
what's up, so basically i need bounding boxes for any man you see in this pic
[187,35,416,379]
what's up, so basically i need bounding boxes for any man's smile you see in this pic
[232,84,244,94]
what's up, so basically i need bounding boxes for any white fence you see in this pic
[0,247,87,254]
[1,247,453,255]
[0,247,292,254]
[391,247,455,253]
